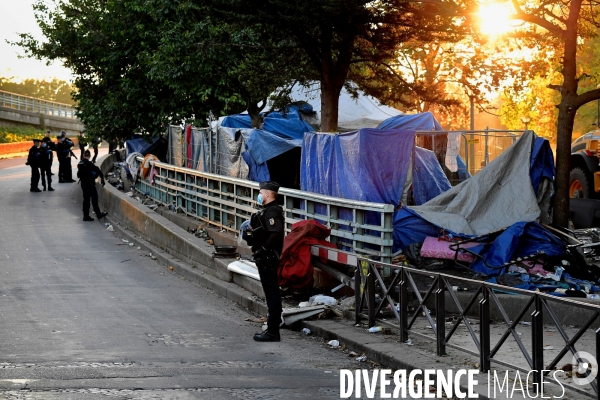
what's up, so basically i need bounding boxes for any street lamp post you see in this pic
[521,116,531,131]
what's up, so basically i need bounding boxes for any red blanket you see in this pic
[278,220,336,290]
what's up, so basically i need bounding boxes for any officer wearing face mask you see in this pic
[248,181,285,342]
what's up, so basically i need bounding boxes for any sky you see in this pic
[0,0,73,82]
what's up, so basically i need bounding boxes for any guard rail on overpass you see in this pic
[0,90,77,119]
[135,159,395,263]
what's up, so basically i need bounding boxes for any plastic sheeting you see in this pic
[168,126,184,167]
[301,129,415,205]
[413,147,451,205]
[216,127,249,179]
[220,104,314,140]
[392,131,560,275]
[245,129,303,165]
[377,112,444,131]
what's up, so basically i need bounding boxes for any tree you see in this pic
[210,0,477,132]
[500,0,600,226]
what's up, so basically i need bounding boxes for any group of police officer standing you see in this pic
[27,130,107,221]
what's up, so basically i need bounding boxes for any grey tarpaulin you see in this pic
[168,126,184,167]
[216,126,250,179]
[407,131,551,235]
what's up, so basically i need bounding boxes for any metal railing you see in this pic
[135,160,395,262]
[0,90,77,119]
[354,258,600,398]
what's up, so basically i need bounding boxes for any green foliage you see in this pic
[0,125,45,144]
[0,77,75,104]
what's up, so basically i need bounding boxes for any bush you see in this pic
[0,126,45,144]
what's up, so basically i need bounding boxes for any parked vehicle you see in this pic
[570,129,600,198]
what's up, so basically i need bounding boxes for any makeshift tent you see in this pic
[125,135,168,162]
[392,131,560,275]
[301,128,451,207]
[220,104,314,140]
[377,112,444,131]
[264,81,404,131]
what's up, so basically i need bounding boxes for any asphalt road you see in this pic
[0,154,361,400]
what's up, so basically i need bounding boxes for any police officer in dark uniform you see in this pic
[78,131,87,159]
[39,139,55,191]
[249,181,285,342]
[77,150,108,221]
[91,137,101,163]
[56,132,77,183]
[26,138,43,192]
[41,130,55,175]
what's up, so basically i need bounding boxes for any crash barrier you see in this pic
[135,160,395,262]
[354,258,600,398]
[0,90,77,119]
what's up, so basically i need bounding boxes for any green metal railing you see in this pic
[136,160,395,262]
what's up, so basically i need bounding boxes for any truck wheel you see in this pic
[569,168,594,198]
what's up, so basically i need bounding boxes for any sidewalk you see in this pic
[97,152,595,400]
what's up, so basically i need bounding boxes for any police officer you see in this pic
[249,181,285,342]
[78,131,87,159]
[41,130,55,175]
[26,138,43,192]
[39,139,55,191]
[91,137,101,163]
[56,132,77,183]
[77,150,108,221]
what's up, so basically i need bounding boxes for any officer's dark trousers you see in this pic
[30,166,40,189]
[40,165,52,188]
[58,157,72,181]
[82,185,101,217]
[92,147,98,163]
[256,256,282,333]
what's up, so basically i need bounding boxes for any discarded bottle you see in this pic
[452,286,468,292]
[368,326,382,333]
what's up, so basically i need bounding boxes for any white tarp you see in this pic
[266,81,403,131]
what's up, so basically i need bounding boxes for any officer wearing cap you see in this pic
[77,149,107,221]
[26,138,43,192]
[249,180,285,342]
[41,130,55,175]
[56,132,77,183]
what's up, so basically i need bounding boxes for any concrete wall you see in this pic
[0,106,84,136]
[0,137,81,156]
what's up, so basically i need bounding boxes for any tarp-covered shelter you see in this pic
[300,128,451,207]
[393,131,560,275]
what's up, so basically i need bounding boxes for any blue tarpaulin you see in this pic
[377,111,444,131]
[413,147,452,205]
[300,129,415,205]
[220,104,314,140]
[245,129,302,165]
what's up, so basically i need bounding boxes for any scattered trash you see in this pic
[522,321,532,326]
[149,253,157,260]
[349,351,358,357]
[301,328,311,336]
[245,317,268,323]
[544,345,554,350]
[128,243,134,247]
[308,295,337,306]
[355,355,367,362]
[169,266,174,271]
[104,223,110,227]
[405,339,413,346]
[298,301,311,307]
[327,340,340,347]
[122,239,129,243]
[136,247,141,250]
[368,326,382,333]
[106,225,114,232]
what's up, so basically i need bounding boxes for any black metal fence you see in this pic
[354,258,600,399]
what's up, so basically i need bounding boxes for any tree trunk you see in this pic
[552,102,576,227]
[551,0,581,227]
[246,99,264,129]
[320,77,341,132]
